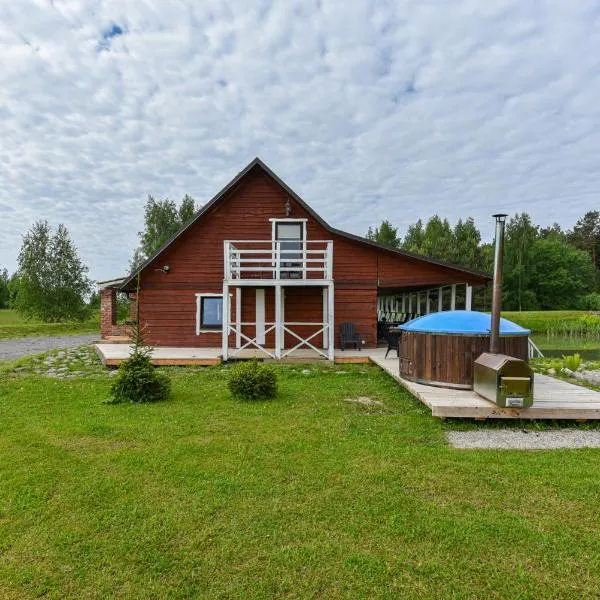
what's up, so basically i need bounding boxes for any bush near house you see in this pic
[228,360,277,400]
[109,350,171,404]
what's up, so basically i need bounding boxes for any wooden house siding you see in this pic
[108,162,489,350]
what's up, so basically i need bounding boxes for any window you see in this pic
[273,220,306,279]
[196,294,224,333]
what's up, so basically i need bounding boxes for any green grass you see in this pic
[502,310,595,334]
[0,309,99,339]
[1,365,600,598]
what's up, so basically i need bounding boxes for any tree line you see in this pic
[2,197,598,321]
[366,211,600,311]
[0,194,198,321]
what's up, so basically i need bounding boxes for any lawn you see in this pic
[501,310,594,334]
[0,309,99,339]
[1,364,600,599]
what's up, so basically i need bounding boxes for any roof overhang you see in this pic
[97,277,126,290]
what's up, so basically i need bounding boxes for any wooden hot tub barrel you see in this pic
[399,311,531,389]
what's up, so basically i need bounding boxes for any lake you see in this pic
[532,334,600,361]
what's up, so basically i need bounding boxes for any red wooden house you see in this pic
[99,158,489,360]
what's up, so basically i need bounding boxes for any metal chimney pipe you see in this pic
[490,214,508,354]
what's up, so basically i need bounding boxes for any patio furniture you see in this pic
[385,327,401,359]
[339,322,363,351]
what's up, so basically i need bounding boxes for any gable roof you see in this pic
[120,157,490,290]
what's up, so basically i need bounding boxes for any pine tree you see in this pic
[0,268,9,309]
[453,218,483,269]
[130,194,197,271]
[401,219,425,253]
[568,211,600,270]
[503,213,539,311]
[365,220,401,247]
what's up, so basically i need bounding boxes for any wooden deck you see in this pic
[95,344,223,367]
[95,343,600,420]
[367,349,600,420]
[95,344,371,367]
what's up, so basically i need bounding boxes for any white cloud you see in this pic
[1,0,599,280]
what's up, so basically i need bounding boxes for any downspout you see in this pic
[489,214,507,354]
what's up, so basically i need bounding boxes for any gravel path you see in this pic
[447,429,600,450]
[0,334,99,361]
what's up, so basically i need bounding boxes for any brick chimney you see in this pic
[98,279,128,340]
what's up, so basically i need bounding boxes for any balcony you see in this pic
[224,240,333,283]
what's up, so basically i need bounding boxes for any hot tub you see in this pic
[398,310,530,389]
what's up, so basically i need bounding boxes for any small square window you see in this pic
[200,296,223,330]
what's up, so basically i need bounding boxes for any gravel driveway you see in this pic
[447,429,600,450]
[0,334,100,361]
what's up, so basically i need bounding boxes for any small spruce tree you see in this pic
[109,277,171,404]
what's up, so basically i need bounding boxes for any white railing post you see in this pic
[327,282,335,360]
[322,287,328,349]
[326,241,333,280]
[223,242,230,280]
[222,282,230,361]
[275,284,282,359]
[275,241,281,280]
[235,287,241,348]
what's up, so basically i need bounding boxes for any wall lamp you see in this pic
[154,264,171,274]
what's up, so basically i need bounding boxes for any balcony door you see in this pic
[275,221,304,279]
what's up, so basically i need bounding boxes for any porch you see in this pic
[95,343,368,367]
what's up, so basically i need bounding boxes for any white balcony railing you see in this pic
[224,240,333,281]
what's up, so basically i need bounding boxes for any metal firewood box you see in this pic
[473,353,534,408]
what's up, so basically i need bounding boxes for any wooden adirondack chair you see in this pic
[339,322,363,351]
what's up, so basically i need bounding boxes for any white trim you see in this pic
[271,219,308,280]
[327,282,335,360]
[322,287,328,349]
[275,284,282,359]
[221,285,229,360]
[268,218,308,222]
[256,289,265,345]
[235,288,241,348]
[438,287,443,312]
[195,292,231,334]
[451,284,457,311]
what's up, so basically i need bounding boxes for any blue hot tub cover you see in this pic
[399,310,530,335]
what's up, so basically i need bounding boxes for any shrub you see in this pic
[579,292,600,311]
[562,353,582,372]
[228,360,277,401]
[110,351,171,404]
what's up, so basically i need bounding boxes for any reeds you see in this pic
[546,315,600,340]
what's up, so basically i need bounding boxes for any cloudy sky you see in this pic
[1,0,599,281]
